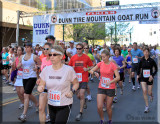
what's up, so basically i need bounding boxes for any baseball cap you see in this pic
[24,42,32,47]
[45,35,55,40]
[69,41,74,44]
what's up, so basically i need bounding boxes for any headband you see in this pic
[51,49,63,55]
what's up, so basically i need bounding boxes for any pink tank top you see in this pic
[41,57,52,71]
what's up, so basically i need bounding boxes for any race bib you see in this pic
[143,70,150,78]
[133,58,138,63]
[3,60,7,65]
[23,67,30,77]
[128,61,131,65]
[76,73,82,82]
[17,71,23,79]
[101,77,110,88]
[48,90,61,106]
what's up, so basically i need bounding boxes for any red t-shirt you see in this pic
[97,61,117,89]
[40,54,46,61]
[68,54,93,83]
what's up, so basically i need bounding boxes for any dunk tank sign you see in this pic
[33,14,55,46]
[51,7,160,24]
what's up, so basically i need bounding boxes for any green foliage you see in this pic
[65,23,107,45]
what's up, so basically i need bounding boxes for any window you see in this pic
[154,31,156,34]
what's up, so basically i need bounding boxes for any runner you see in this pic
[131,42,144,91]
[1,47,9,84]
[125,49,132,83]
[67,40,77,59]
[84,45,96,101]
[14,46,25,109]
[39,42,52,124]
[90,49,120,124]
[45,35,56,46]
[68,43,93,121]
[137,47,158,113]
[17,42,41,122]
[112,47,126,103]
[37,45,79,124]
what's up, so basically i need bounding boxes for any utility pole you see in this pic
[115,21,117,44]
[63,24,64,41]
[16,10,20,46]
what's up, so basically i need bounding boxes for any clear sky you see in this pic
[119,0,160,5]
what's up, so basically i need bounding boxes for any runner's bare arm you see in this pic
[17,55,23,69]
[37,78,46,93]
[34,55,41,67]
[112,69,120,83]
[120,60,126,69]
[66,51,72,59]
[89,65,99,74]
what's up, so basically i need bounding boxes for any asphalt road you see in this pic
[1,73,158,124]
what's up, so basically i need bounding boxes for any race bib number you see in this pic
[133,58,138,63]
[23,67,30,77]
[3,60,7,65]
[48,90,61,106]
[17,71,23,79]
[143,70,150,78]
[101,77,110,88]
[76,73,82,82]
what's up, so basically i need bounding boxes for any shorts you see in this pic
[141,77,153,85]
[23,78,37,94]
[78,82,88,89]
[11,69,17,81]
[119,72,124,81]
[14,78,23,87]
[2,65,9,70]
[98,88,115,97]
[131,63,138,73]
[48,104,72,124]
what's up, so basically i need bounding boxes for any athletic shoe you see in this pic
[144,106,149,113]
[29,101,33,108]
[132,86,136,91]
[2,76,6,80]
[113,97,117,103]
[99,120,105,124]
[108,120,112,124]
[18,114,26,122]
[5,80,9,84]
[87,95,92,101]
[120,89,123,95]
[137,85,140,89]
[129,81,131,83]
[83,99,87,109]
[9,82,13,85]
[90,78,93,81]
[103,106,106,112]
[75,113,82,121]
[46,114,50,122]
[18,104,24,109]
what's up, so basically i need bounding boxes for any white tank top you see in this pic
[22,54,37,79]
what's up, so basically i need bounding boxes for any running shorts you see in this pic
[23,78,37,94]
[98,88,115,97]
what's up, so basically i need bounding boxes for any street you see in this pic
[2,73,158,124]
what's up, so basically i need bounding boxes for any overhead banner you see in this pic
[50,7,160,24]
[33,15,55,46]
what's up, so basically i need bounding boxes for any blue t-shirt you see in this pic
[131,49,143,63]
[126,56,132,68]
[112,55,124,73]
[2,52,9,65]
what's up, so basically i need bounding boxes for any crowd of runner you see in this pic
[0,35,159,124]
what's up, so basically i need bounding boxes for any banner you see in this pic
[50,7,160,24]
[33,15,55,46]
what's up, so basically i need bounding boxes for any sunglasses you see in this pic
[49,54,61,57]
[43,48,49,50]
[84,48,89,49]
[76,48,82,50]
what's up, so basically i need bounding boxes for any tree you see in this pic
[64,23,107,46]
[105,22,130,44]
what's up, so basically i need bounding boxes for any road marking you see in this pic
[2,92,40,106]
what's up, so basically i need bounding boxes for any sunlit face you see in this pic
[47,39,55,45]
[84,46,89,53]
[59,43,65,49]
[49,51,63,64]
[76,45,83,54]
[101,53,110,62]
[43,45,50,56]
[25,46,32,52]
[133,44,137,50]
[115,49,120,56]
[17,47,22,56]
[143,50,150,57]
